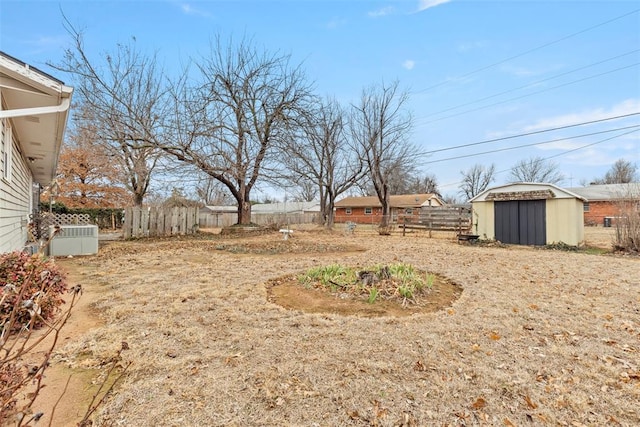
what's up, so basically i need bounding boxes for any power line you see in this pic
[414,8,640,95]
[415,111,640,156]
[423,125,640,165]
[437,129,639,190]
[415,49,640,122]
[415,62,640,127]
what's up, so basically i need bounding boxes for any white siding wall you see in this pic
[0,119,32,253]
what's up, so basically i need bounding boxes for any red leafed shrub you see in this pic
[0,251,68,332]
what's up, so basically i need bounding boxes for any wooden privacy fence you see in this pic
[123,207,199,238]
[400,206,472,233]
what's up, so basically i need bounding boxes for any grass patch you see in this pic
[298,263,435,305]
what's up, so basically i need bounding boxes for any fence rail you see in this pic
[401,206,472,233]
[124,207,199,238]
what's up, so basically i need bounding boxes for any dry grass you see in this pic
[51,228,639,426]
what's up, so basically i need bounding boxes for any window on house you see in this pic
[364,207,372,215]
[405,208,413,215]
[583,202,590,212]
[345,208,352,215]
[1,122,11,182]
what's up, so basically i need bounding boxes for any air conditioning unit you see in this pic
[49,225,99,256]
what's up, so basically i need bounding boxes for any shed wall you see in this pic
[472,201,494,239]
[473,197,584,246]
[546,198,584,246]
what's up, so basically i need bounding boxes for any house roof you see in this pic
[250,201,320,214]
[335,193,442,208]
[203,201,321,214]
[0,51,73,186]
[470,182,586,203]
[566,183,639,201]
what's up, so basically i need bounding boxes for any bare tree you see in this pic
[195,175,233,205]
[350,81,414,234]
[50,23,165,206]
[396,172,439,195]
[279,98,364,227]
[459,163,496,200]
[291,180,318,203]
[592,158,638,184]
[509,156,563,184]
[162,37,312,225]
[354,167,438,196]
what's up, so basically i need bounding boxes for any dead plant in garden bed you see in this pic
[1,251,77,425]
[1,251,131,426]
[297,263,438,306]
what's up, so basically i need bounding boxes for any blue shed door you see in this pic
[494,200,546,245]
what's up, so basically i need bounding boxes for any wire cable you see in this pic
[413,8,640,95]
[415,112,640,156]
[423,125,640,165]
[415,49,640,121]
[415,62,640,127]
[437,129,639,190]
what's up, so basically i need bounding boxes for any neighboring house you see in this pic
[566,183,639,226]
[334,193,444,224]
[200,201,321,227]
[0,52,73,253]
[199,205,238,228]
[470,183,585,246]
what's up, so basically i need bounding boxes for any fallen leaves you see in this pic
[488,331,502,341]
[471,397,486,410]
[524,394,538,409]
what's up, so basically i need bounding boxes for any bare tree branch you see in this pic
[509,156,563,184]
[350,81,414,233]
[48,19,166,206]
[162,36,313,224]
[459,163,496,200]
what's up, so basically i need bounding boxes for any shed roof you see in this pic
[470,182,586,203]
[566,183,639,201]
[335,193,442,208]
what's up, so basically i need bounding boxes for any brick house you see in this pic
[567,183,640,226]
[334,193,444,224]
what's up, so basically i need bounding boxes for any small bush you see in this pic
[1,252,71,425]
[0,251,68,332]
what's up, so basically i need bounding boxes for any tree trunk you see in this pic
[378,190,392,235]
[236,191,252,225]
[325,190,336,228]
[133,192,144,207]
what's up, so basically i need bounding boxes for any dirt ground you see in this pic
[31,225,639,426]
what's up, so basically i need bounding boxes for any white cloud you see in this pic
[402,60,416,70]
[327,17,347,29]
[180,3,211,17]
[457,40,488,53]
[417,0,452,12]
[368,6,395,17]
[522,99,640,132]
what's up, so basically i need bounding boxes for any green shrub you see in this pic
[0,251,68,332]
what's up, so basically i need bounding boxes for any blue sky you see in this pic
[1,0,639,200]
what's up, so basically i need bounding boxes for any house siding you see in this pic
[0,121,32,253]
[335,206,385,224]
[584,201,621,226]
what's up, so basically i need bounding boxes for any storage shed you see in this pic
[470,183,585,246]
